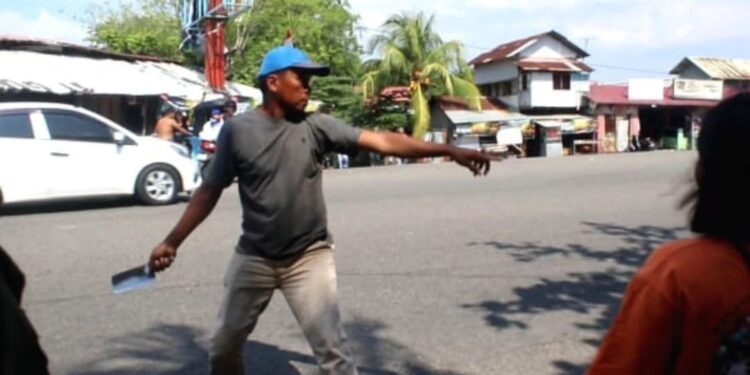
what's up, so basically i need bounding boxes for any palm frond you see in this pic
[424,41,463,67]
[360,71,379,100]
[381,45,410,77]
[367,33,390,55]
[422,63,454,95]
[410,84,430,139]
[450,75,482,110]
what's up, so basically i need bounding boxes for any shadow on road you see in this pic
[68,317,464,375]
[0,196,190,216]
[464,222,687,374]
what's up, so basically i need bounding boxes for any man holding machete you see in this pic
[148,43,494,375]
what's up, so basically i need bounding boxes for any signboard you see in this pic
[673,79,723,100]
[496,127,523,146]
[628,79,664,101]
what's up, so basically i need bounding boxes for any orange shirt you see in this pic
[589,237,750,374]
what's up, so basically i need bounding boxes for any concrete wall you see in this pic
[522,72,589,109]
[429,104,454,132]
[474,60,518,85]
[500,94,520,109]
[518,35,579,59]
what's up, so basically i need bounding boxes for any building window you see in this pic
[501,81,513,96]
[553,72,571,90]
[521,73,529,91]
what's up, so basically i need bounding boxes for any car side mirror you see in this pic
[113,131,126,145]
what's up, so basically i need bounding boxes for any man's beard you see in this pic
[279,100,308,122]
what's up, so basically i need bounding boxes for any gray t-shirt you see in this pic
[203,109,362,259]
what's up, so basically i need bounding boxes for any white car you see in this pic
[0,102,201,206]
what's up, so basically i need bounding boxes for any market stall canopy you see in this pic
[435,96,527,125]
[0,37,261,103]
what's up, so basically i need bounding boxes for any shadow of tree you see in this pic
[464,222,687,375]
[68,317,464,375]
[66,324,208,375]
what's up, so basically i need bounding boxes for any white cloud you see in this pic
[351,0,750,51]
[0,9,88,44]
[563,0,750,49]
[465,0,617,11]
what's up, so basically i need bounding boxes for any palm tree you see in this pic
[361,12,480,139]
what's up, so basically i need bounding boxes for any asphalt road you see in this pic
[0,150,695,375]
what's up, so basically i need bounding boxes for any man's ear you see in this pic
[266,74,280,94]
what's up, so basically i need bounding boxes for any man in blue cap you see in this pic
[148,44,493,374]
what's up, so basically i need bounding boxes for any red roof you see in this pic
[470,30,589,67]
[586,84,718,108]
[517,59,593,73]
[379,86,410,102]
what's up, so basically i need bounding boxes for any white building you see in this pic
[470,31,592,113]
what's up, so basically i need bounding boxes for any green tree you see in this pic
[86,0,184,60]
[227,0,362,83]
[361,12,480,139]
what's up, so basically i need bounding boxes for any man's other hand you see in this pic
[451,148,495,176]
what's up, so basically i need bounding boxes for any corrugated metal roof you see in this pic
[437,96,509,111]
[670,57,750,80]
[0,50,260,102]
[445,110,519,124]
[517,59,593,73]
[469,30,589,67]
[0,35,178,63]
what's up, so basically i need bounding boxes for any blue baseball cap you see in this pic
[211,109,221,116]
[257,46,330,79]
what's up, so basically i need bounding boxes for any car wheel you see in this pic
[135,164,181,205]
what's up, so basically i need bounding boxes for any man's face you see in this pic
[267,69,312,113]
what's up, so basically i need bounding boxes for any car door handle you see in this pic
[51,152,69,157]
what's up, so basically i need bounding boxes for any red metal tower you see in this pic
[204,0,228,90]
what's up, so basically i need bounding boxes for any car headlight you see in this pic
[169,143,189,158]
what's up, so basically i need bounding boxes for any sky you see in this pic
[2,0,749,83]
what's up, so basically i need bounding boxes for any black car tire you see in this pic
[135,164,182,205]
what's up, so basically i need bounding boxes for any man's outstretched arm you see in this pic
[148,184,223,272]
[357,130,494,176]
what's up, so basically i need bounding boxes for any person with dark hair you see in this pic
[154,106,193,142]
[0,245,49,375]
[147,43,493,375]
[223,100,237,118]
[589,93,750,374]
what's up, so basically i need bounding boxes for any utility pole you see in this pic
[204,0,227,90]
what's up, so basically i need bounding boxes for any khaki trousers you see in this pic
[209,246,357,375]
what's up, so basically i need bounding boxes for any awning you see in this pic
[535,120,565,128]
[0,50,261,103]
[534,117,595,134]
[445,110,527,125]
